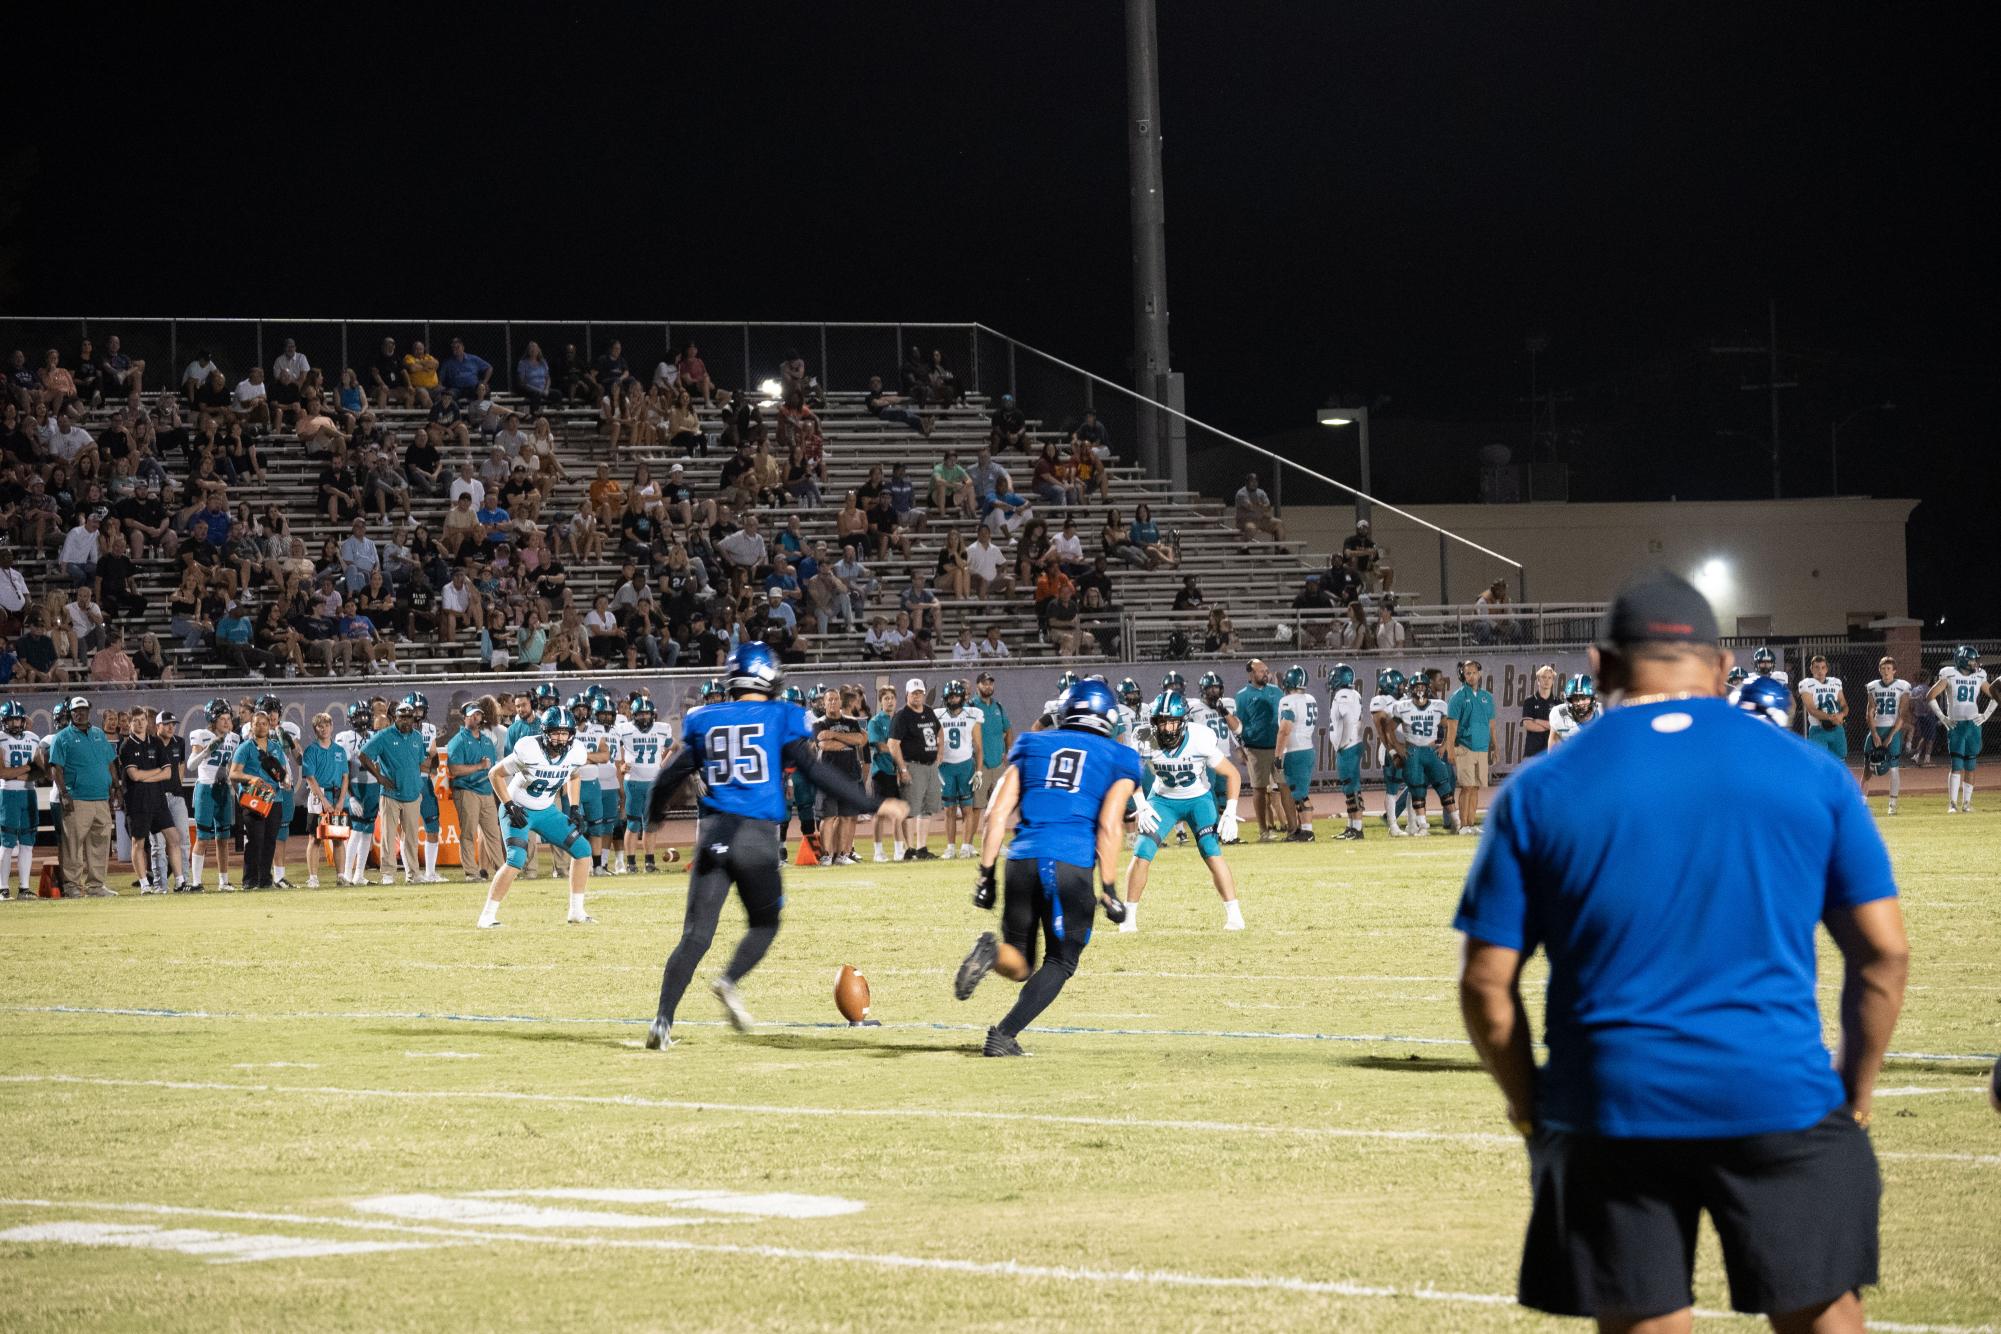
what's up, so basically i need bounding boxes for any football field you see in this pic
[4,805,1997,1332]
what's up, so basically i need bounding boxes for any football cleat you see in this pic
[982,1026,1028,1057]
[955,932,999,1001]
[566,913,596,925]
[710,976,754,1032]
[644,1019,675,1050]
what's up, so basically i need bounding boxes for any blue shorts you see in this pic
[193,782,236,839]
[1866,727,1904,769]
[277,787,296,840]
[1404,747,1454,799]
[586,782,621,837]
[1382,752,1405,794]
[420,784,440,835]
[503,803,590,870]
[1134,793,1222,861]
[1334,744,1363,796]
[1947,720,1982,771]
[1806,725,1848,760]
[349,785,382,825]
[0,788,37,848]
[1281,750,1314,803]
[940,760,976,808]
[623,780,655,833]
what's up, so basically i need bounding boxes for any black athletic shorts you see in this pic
[819,753,865,818]
[871,770,901,802]
[123,781,170,841]
[1520,1109,1880,1319]
[1000,857,1098,974]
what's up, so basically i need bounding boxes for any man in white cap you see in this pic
[886,678,942,859]
[47,696,119,897]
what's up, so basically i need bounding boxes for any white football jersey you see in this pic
[618,721,673,781]
[335,729,378,788]
[578,720,616,785]
[1143,723,1223,802]
[1278,691,1319,755]
[188,726,241,784]
[1189,695,1238,755]
[1,729,41,791]
[501,735,590,811]
[1756,668,1791,686]
[279,720,304,790]
[1935,666,1990,722]
[1864,678,1910,730]
[1394,697,1448,749]
[1799,676,1845,726]
[1112,703,1141,750]
[1549,702,1598,744]
[1325,689,1365,752]
[937,707,981,765]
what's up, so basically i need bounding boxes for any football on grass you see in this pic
[834,965,871,1023]
[1990,1058,2000,1116]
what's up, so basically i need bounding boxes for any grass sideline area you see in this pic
[3,803,1997,1331]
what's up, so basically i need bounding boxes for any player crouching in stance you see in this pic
[643,643,905,1049]
[952,680,1144,1056]
[1122,690,1243,932]
[475,706,596,928]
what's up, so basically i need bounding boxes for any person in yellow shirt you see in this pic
[402,340,440,406]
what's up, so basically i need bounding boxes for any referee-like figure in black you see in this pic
[1456,571,1910,1334]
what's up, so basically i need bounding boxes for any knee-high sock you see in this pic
[1948,773,1962,805]
[724,924,779,985]
[190,850,205,888]
[423,839,439,876]
[1888,768,1901,798]
[997,960,1076,1037]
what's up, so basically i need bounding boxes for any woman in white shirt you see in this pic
[863,616,900,659]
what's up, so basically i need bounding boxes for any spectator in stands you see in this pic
[977,624,1010,659]
[403,428,444,497]
[958,525,1008,599]
[516,341,552,415]
[73,339,103,406]
[1173,574,1204,612]
[1291,574,1337,646]
[1043,585,1082,656]
[677,343,722,406]
[902,571,942,638]
[1332,599,1368,650]
[340,519,381,592]
[133,632,170,681]
[86,626,136,683]
[1013,517,1051,589]
[437,337,491,400]
[1129,502,1177,570]
[368,337,406,408]
[1472,578,1515,644]
[270,338,310,426]
[1051,517,1089,579]
[1100,507,1145,568]
[335,368,366,415]
[925,349,962,407]
[441,492,480,558]
[231,367,272,432]
[865,373,931,437]
[16,609,61,682]
[222,421,266,482]
[0,549,27,633]
[989,394,1028,452]
[862,615,900,660]
[932,528,972,603]
[94,533,145,618]
[680,609,727,667]
[866,491,913,560]
[337,597,399,674]
[59,508,103,585]
[584,593,626,665]
[666,389,705,456]
[717,512,769,591]
[100,336,145,403]
[591,339,635,408]
[38,349,80,416]
[1373,598,1408,649]
[886,462,924,527]
[1033,563,1076,616]
[1030,441,1077,505]
[45,410,97,476]
[178,348,221,402]
[1074,554,1114,607]
[1234,472,1285,551]
[401,340,439,408]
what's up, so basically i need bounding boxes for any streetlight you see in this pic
[1317,403,1371,527]
[1830,403,1895,495]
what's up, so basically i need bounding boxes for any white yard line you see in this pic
[3,1073,1997,1167]
[0,1197,1987,1332]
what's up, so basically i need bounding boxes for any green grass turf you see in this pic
[2,800,1997,1332]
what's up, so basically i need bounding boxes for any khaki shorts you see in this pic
[1454,748,1491,787]
[1245,748,1279,790]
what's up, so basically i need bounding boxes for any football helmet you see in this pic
[1564,674,1597,720]
[1752,646,1777,675]
[1955,645,1981,673]
[1118,677,1142,709]
[1055,680,1119,736]
[1,700,24,737]
[724,641,783,696]
[1282,665,1308,691]
[539,707,578,748]
[1730,676,1793,728]
[1327,663,1356,690]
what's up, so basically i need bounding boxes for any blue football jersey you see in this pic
[1005,728,1145,868]
[681,699,814,821]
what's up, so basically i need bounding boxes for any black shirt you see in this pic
[682,628,727,666]
[1521,690,1557,759]
[890,706,941,766]
[406,440,441,475]
[375,352,403,385]
[119,736,173,807]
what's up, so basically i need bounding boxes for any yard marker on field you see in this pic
[0,1198,1989,1332]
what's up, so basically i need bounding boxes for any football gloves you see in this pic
[1134,797,1160,838]
[1098,881,1128,925]
[1216,810,1240,844]
[973,864,997,911]
[504,801,528,829]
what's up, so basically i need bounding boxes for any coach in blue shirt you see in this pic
[1233,659,1291,839]
[1443,659,1497,829]
[1455,570,1909,1330]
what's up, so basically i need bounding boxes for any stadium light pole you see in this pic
[1829,402,1894,495]
[1317,404,1372,527]
[1127,0,1175,486]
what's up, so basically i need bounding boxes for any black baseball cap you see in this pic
[1596,570,1720,649]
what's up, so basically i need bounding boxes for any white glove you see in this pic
[1217,810,1240,844]
[347,795,364,818]
[1930,700,1950,725]
[1134,798,1160,837]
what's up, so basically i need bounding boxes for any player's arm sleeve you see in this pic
[644,735,707,826]
[1824,771,1898,911]
[780,738,882,813]
[1452,782,1534,952]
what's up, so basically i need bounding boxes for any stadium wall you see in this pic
[1283,498,1916,635]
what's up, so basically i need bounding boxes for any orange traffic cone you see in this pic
[38,864,61,898]
[794,836,820,866]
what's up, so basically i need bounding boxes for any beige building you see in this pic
[1285,498,1917,636]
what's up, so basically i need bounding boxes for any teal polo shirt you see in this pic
[446,729,498,794]
[505,717,539,752]
[868,711,897,776]
[49,725,117,802]
[1448,685,1498,752]
[362,725,429,802]
[232,735,286,795]
[977,698,1011,767]
[1233,683,1282,749]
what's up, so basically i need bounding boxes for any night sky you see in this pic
[4,4,1993,630]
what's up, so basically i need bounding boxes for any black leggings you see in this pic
[654,811,785,1027]
[240,806,280,887]
[996,857,1096,1037]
